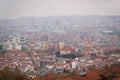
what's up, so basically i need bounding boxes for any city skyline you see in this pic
[0,0,120,19]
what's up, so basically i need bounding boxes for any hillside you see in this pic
[0,15,120,32]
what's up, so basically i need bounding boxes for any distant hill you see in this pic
[0,15,120,31]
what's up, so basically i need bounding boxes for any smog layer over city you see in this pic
[0,0,120,80]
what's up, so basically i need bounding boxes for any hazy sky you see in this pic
[0,0,120,19]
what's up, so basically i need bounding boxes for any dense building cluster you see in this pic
[0,16,120,78]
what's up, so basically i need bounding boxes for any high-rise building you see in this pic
[53,41,60,52]
[39,34,50,50]
[39,42,49,50]
[53,41,60,57]
[59,42,64,49]
[5,35,26,50]
[7,43,21,50]
[8,35,26,44]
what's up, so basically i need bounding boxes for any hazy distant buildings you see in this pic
[40,34,49,42]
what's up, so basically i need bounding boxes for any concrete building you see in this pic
[8,35,26,44]
[59,42,64,49]
[7,43,21,50]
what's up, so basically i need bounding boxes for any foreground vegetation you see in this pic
[0,65,120,80]
[32,64,120,80]
[0,67,28,80]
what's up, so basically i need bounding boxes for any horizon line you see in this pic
[1,14,120,20]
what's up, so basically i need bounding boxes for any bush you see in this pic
[0,68,28,80]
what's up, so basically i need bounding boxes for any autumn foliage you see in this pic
[0,67,28,80]
[0,65,119,80]
[32,65,120,80]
